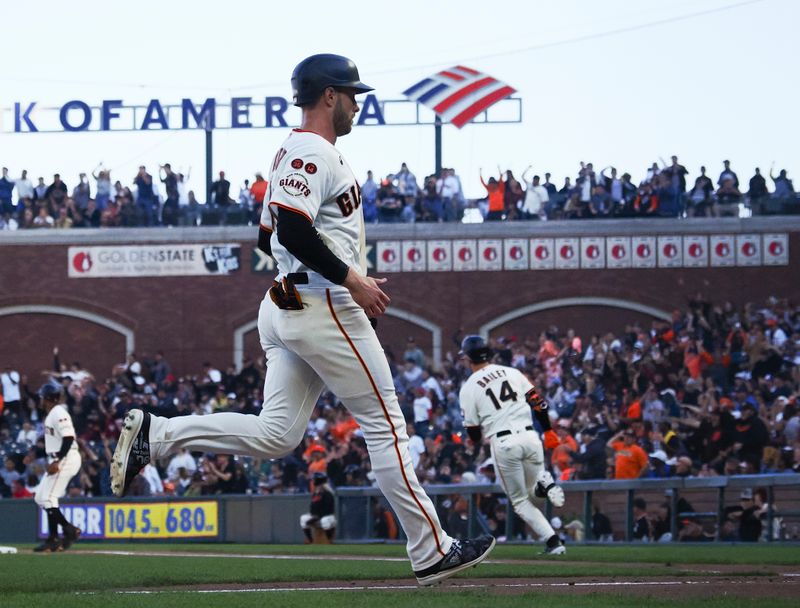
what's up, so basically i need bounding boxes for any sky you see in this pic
[1,0,798,199]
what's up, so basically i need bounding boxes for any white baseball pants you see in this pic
[35,451,81,509]
[148,285,452,570]
[300,513,337,530]
[490,429,555,541]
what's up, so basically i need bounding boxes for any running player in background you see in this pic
[459,335,567,555]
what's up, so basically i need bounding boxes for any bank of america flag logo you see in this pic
[402,66,516,129]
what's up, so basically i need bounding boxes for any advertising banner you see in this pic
[38,501,219,539]
[68,244,240,278]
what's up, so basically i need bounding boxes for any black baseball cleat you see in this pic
[540,534,566,555]
[62,524,82,550]
[110,409,151,497]
[414,534,496,586]
[535,470,565,507]
[33,538,63,553]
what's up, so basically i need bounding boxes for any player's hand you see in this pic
[543,430,560,450]
[47,461,60,475]
[343,269,390,318]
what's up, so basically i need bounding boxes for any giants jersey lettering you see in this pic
[43,404,78,455]
[261,129,366,278]
[459,364,536,438]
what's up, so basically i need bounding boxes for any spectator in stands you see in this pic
[248,172,268,223]
[632,497,650,541]
[480,167,505,221]
[210,170,231,208]
[716,177,742,216]
[395,163,419,210]
[360,170,378,223]
[748,168,769,214]
[718,160,739,189]
[92,165,112,209]
[437,167,461,222]
[375,178,406,223]
[569,426,606,479]
[15,170,33,206]
[72,173,91,210]
[661,155,689,210]
[0,167,15,214]
[159,164,179,226]
[770,167,795,201]
[607,428,649,479]
[133,166,157,226]
[45,173,68,209]
[419,177,444,222]
[520,168,548,220]
[686,174,714,217]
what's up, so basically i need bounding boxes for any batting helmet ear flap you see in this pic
[459,335,493,364]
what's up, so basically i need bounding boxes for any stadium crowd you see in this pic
[0,158,796,230]
[1,295,798,541]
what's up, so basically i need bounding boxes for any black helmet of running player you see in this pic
[312,472,328,485]
[291,53,374,107]
[38,382,62,402]
[459,335,493,364]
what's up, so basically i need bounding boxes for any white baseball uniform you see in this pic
[145,128,452,570]
[35,404,81,509]
[460,363,555,541]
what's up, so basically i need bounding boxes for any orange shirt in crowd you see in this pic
[250,178,268,204]
[552,435,578,472]
[610,441,649,479]
[626,400,642,420]
[481,177,505,212]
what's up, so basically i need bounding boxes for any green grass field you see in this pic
[2,543,799,608]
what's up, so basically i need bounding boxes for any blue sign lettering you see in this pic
[60,100,92,131]
[265,96,288,128]
[231,97,252,128]
[102,99,123,131]
[141,99,169,130]
[357,94,385,126]
[182,98,216,129]
[14,102,38,132]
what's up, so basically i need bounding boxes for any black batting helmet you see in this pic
[312,472,328,485]
[37,382,62,401]
[291,53,374,107]
[459,335,493,364]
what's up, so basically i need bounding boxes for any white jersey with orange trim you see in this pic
[460,363,556,544]
[145,126,454,572]
[459,364,536,439]
[36,403,81,510]
[260,129,366,279]
[44,404,79,460]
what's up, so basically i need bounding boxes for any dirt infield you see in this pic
[68,549,800,600]
[125,575,800,599]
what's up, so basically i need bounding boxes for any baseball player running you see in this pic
[112,53,494,585]
[458,336,567,554]
[34,382,82,553]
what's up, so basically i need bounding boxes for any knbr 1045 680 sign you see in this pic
[105,502,218,539]
[38,501,219,539]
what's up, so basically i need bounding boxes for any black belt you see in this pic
[496,426,533,438]
[286,272,309,284]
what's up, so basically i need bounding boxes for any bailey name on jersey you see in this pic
[475,368,508,388]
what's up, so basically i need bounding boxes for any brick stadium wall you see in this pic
[1,217,798,381]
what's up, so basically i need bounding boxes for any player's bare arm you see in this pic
[343,268,390,318]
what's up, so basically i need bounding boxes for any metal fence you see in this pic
[335,474,800,544]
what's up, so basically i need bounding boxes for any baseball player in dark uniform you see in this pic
[112,53,494,585]
[300,472,336,542]
[459,336,566,554]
